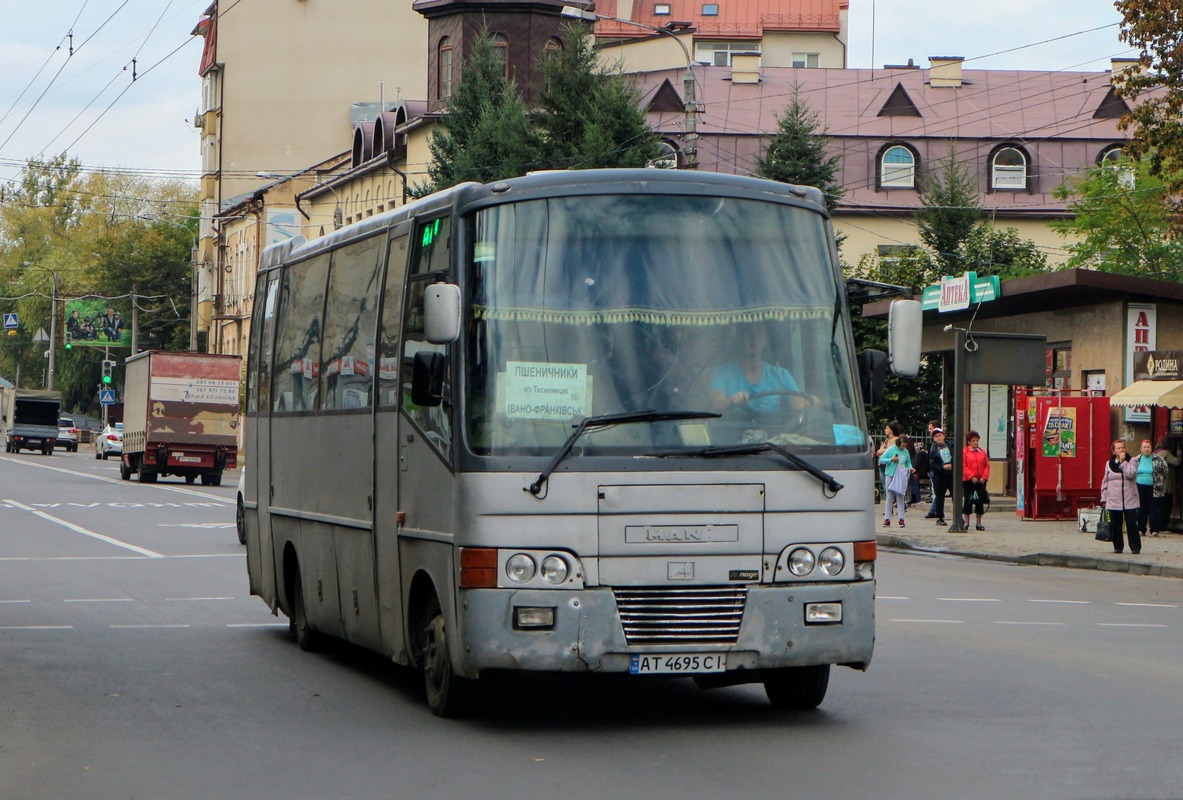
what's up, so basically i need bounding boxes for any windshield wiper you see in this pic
[525,409,721,497]
[656,442,844,493]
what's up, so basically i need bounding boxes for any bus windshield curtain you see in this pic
[471,195,835,327]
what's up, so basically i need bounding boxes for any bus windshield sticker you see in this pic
[505,361,589,421]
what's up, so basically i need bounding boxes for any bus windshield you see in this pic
[464,193,863,458]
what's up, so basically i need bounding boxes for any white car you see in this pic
[94,422,123,460]
[56,417,79,452]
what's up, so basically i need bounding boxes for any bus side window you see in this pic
[272,253,330,413]
[377,233,410,408]
[320,234,383,410]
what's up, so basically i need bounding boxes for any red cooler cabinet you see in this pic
[1015,389,1110,520]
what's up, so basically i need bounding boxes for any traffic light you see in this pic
[101,359,114,384]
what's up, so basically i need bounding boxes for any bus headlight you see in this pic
[818,547,845,576]
[787,548,816,577]
[505,553,536,583]
[540,555,569,584]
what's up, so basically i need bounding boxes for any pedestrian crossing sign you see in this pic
[2,312,16,329]
[99,389,117,405]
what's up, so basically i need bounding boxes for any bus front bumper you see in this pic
[456,581,875,678]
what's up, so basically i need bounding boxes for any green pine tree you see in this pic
[916,145,981,277]
[533,25,660,170]
[754,87,844,211]
[416,32,542,196]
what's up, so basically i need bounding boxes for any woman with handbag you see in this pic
[1101,439,1141,555]
[879,433,913,527]
[962,431,990,531]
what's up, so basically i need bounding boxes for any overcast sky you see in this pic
[0,0,1135,190]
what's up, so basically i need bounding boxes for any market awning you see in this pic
[1109,379,1183,408]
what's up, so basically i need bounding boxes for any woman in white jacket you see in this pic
[1101,439,1141,555]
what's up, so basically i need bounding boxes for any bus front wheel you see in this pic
[422,599,480,718]
[763,664,830,710]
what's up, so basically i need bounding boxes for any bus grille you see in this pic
[614,587,747,646]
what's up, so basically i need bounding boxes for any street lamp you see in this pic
[21,262,58,390]
[560,4,699,168]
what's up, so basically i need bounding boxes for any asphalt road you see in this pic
[2,452,1182,800]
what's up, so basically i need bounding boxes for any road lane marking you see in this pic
[0,457,234,505]
[0,625,73,630]
[109,624,191,629]
[165,597,234,602]
[889,619,964,624]
[1097,623,1169,628]
[937,597,1000,602]
[1115,602,1178,608]
[64,598,134,603]
[877,596,910,600]
[0,599,31,603]
[1027,599,1091,604]
[3,498,164,558]
[994,621,1064,626]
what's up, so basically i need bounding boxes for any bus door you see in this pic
[246,269,281,602]
[373,226,411,661]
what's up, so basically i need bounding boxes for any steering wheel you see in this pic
[725,389,814,432]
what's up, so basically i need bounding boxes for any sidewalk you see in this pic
[877,503,1183,579]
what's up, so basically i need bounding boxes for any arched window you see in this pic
[1099,145,1134,189]
[544,37,563,57]
[438,37,454,99]
[991,146,1027,190]
[648,140,680,169]
[491,33,509,78]
[879,144,917,188]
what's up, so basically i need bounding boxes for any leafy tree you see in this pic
[1052,155,1183,280]
[533,25,660,170]
[962,225,1048,279]
[754,87,844,211]
[0,158,196,409]
[416,32,541,195]
[1113,0,1183,227]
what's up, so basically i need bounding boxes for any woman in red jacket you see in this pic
[962,430,990,530]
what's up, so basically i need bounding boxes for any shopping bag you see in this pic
[1094,511,1111,542]
[887,466,910,496]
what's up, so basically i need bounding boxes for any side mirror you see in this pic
[411,350,447,407]
[858,349,888,407]
[888,299,922,378]
[424,283,461,344]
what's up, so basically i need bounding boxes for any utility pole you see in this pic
[130,280,139,355]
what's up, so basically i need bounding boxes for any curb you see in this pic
[877,534,1183,579]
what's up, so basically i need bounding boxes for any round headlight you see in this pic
[819,547,845,576]
[505,553,536,583]
[787,548,816,577]
[541,555,569,584]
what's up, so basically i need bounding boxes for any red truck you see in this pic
[120,351,242,486]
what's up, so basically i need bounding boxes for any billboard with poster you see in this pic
[63,299,131,348]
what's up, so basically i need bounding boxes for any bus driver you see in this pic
[708,323,816,414]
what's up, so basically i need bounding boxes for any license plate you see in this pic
[629,653,727,675]
[174,455,202,463]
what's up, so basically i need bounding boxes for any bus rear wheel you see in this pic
[290,571,321,652]
[763,664,830,710]
[421,599,480,718]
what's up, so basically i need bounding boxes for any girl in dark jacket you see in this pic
[1101,439,1141,555]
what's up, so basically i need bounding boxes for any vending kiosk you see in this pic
[1015,389,1111,519]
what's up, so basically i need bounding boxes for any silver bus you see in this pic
[242,169,917,716]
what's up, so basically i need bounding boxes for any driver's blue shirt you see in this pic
[712,361,799,412]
